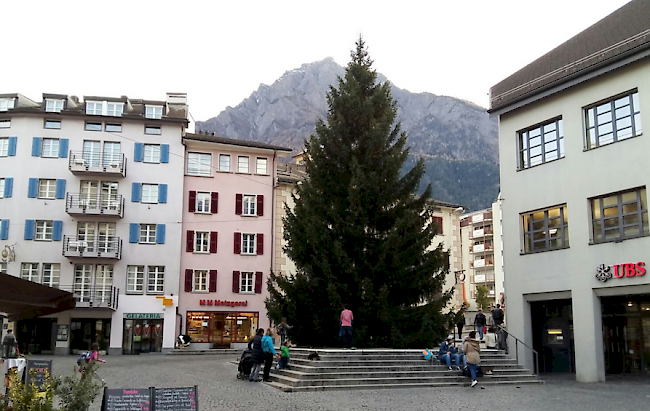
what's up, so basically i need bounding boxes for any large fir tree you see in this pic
[266,38,451,348]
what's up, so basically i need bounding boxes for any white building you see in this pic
[0,92,188,355]
[489,0,650,381]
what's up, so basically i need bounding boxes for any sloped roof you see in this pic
[184,132,293,152]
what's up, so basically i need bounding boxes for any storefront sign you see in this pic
[125,313,162,320]
[596,262,645,282]
[199,299,247,307]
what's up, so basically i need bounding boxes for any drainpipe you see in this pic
[269,149,277,329]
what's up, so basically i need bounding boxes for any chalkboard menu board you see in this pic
[101,386,198,411]
[24,359,52,392]
[102,388,152,411]
[155,386,198,411]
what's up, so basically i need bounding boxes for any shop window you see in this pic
[186,311,258,345]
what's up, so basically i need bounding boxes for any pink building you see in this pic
[178,133,291,349]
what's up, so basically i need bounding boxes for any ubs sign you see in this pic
[595,262,646,282]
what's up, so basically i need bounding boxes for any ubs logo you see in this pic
[596,262,645,282]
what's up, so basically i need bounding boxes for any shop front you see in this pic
[186,310,258,348]
[70,318,111,354]
[121,313,164,354]
[602,294,650,375]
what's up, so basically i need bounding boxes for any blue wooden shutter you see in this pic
[55,179,66,199]
[160,144,170,163]
[0,220,8,240]
[52,220,63,241]
[134,143,144,162]
[158,184,167,203]
[156,224,166,244]
[8,137,17,156]
[28,178,38,198]
[131,183,141,202]
[4,178,13,198]
[31,137,42,157]
[24,219,35,240]
[129,223,139,243]
[58,139,69,158]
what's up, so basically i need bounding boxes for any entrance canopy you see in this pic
[0,273,76,321]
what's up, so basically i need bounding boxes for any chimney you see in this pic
[166,92,187,105]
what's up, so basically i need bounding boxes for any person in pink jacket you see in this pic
[340,304,355,349]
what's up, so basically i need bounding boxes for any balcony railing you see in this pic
[470,243,494,253]
[470,227,494,239]
[471,259,494,269]
[62,236,122,259]
[65,194,124,218]
[59,285,119,310]
[473,272,496,283]
[69,152,126,177]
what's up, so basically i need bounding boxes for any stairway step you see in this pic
[265,379,543,392]
[272,368,533,380]
[269,373,540,387]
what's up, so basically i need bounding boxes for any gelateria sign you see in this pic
[595,262,646,282]
[199,299,248,307]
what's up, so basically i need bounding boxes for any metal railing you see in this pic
[59,285,119,310]
[68,151,126,176]
[65,193,124,217]
[62,236,122,259]
[497,324,539,375]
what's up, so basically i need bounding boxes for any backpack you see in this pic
[77,351,91,366]
[421,349,433,361]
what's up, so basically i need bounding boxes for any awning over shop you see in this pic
[0,273,76,321]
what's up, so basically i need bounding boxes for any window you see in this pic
[38,179,56,199]
[193,270,208,292]
[144,144,161,163]
[45,99,64,113]
[145,105,163,119]
[139,224,157,244]
[0,262,6,274]
[141,184,159,204]
[521,205,569,253]
[42,263,60,288]
[194,231,209,253]
[240,272,254,293]
[590,187,648,244]
[85,122,102,131]
[0,138,8,156]
[243,195,256,216]
[35,220,54,241]
[238,156,249,173]
[95,265,113,303]
[74,264,92,302]
[0,120,10,129]
[147,266,165,294]
[0,98,15,111]
[242,233,256,255]
[196,192,211,213]
[518,118,564,169]
[41,138,59,158]
[145,126,161,135]
[256,157,268,175]
[187,153,211,176]
[585,91,642,149]
[107,103,123,117]
[126,265,145,294]
[105,123,122,132]
[86,101,103,115]
[219,154,230,172]
[21,263,39,282]
[44,120,61,129]
[0,178,5,198]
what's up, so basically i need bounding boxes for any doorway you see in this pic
[531,299,575,373]
[70,319,111,353]
[602,295,650,374]
[122,319,164,354]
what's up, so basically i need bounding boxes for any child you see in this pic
[79,342,106,383]
[277,341,290,369]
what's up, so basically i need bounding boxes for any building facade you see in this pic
[430,201,465,310]
[0,92,187,355]
[489,0,650,381]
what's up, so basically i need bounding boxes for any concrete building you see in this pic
[430,201,465,310]
[0,92,188,355]
[489,0,650,381]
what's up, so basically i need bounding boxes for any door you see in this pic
[101,182,119,210]
[103,142,121,168]
[80,181,99,209]
[94,265,113,304]
[77,222,96,252]
[98,223,116,253]
[83,140,101,167]
[73,265,92,303]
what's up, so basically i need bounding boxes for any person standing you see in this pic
[247,328,265,382]
[261,328,279,382]
[1,329,18,358]
[474,309,487,340]
[340,304,355,349]
[455,310,466,340]
[277,341,290,369]
[463,331,481,387]
[277,318,292,346]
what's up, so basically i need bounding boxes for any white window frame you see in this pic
[126,265,145,294]
[21,263,39,282]
[38,179,57,199]
[35,220,54,241]
[144,144,161,163]
[240,271,254,293]
[193,270,209,292]
[74,264,93,302]
[42,263,60,288]
[256,157,268,175]
[145,126,162,135]
[242,195,257,216]
[0,98,15,112]
[0,178,5,198]
[42,138,60,158]
[139,224,157,244]
[86,101,104,115]
[196,192,211,213]
[238,156,249,173]
[44,120,61,130]
[0,120,9,129]
[241,233,256,255]
[45,99,64,113]
[219,154,230,172]
[0,138,9,156]
[194,231,209,253]
[106,102,124,117]
[147,266,165,294]
[187,152,212,176]
[145,105,163,119]
[141,184,159,204]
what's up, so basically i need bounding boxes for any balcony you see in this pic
[69,152,126,177]
[471,258,494,269]
[470,227,493,239]
[470,243,494,253]
[66,194,124,218]
[473,272,496,283]
[59,285,119,310]
[62,236,122,259]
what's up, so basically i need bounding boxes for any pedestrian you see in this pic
[340,304,355,350]
[455,310,466,340]
[491,304,505,349]
[276,317,292,346]
[79,342,106,384]
[247,328,265,382]
[277,340,290,370]
[1,329,18,358]
[491,304,504,327]
[438,336,462,370]
[261,328,280,382]
[463,331,481,387]
[474,308,487,340]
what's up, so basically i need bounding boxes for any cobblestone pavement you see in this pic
[27,355,650,411]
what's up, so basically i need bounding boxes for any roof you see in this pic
[184,132,293,152]
[0,273,76,321]
[489,0,650,114]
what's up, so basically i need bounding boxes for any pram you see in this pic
[237,349,255,379]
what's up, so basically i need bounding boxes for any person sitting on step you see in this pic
[438,336,462,370]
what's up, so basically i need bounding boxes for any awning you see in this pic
[0,273,76,321]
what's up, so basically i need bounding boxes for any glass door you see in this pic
[94,264,113,304]
[83,141,101,167]
[73,264,92,303]
[103,142,121,168]
[77,222,96,252]
[101,182,119,210]
[80,181,99,209]
[98,223,116,253]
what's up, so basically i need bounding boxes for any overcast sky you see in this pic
[3,0,631,124]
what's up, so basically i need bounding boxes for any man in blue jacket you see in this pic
[262,328,280,382]
[438,336,462,370]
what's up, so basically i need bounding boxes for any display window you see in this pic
[186,311,258,347]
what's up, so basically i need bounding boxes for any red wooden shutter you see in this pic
[189,191,197,213]
[211,192,219,214]
[235,194,243,215]
[256,233,264,255]
[184,269,193,292]
[210,232,218,254]
[209,270,218,292]
[234,232,241,254]
[433,216,443,235]
[232,271,240,293]
[257,195,264,216]
[254,271,263,294]
[186,230,194,252]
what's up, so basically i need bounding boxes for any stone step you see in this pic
[289,358,518,367]
[288,351,509,359]
[168,348,241,355]
[271,367,533,380]
[270,373,541,387]
[265,378,543,392]
[282,363,525,373]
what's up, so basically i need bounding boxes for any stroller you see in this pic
[237,349,255,380]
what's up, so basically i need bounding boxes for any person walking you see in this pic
[247,328,265,382]
[491,304,505,349]
[261,328,280,382]
[340,304,355,349]
[455,310,466,340]
[491,304,504,327]
[277,318,292,346]
[474,309,487,340]
[463,331,481,387]
[79,342,106,384]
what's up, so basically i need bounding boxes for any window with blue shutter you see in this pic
[134,143,144,162]
[8,137,17,156]
[58,139,69,158]
[0,220,8,240]
[32,137,42,157]
[3,178,12,198]
[55,179,66,199]
[160,144,170,163]
[158,184,167,203]
[28,178,38,198]
[156,224,166,244]
[129,223,139,243]
[52,220,63,241]
[131,183,141,202]
[24,219,35,240]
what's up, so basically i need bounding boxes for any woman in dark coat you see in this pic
[247,328,265,382]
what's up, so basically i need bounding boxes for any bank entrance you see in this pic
[531,299,575,373]
[602,294,650,375]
